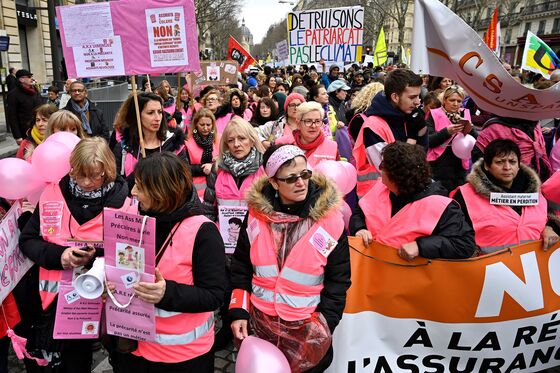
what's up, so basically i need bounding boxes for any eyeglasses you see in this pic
[72,171,105,182]
[302,119,323,127]
[275,169,312,184]
[70,89,85,93]
[206,97,218,102]
[288,103,300,109]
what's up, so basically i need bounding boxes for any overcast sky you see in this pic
[241,0,293,44]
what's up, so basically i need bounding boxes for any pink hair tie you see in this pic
[265,145,306,177]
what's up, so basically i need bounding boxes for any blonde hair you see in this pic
[295,101,324,121]
[69,137,116,184]
[201,89,222,108]
[191,108,218,143]
[46,110,86,138]
[218,117,264,163]
[442,85,466,101]
[351,82,384,112]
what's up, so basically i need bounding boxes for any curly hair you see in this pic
[225,88,248,116]
[351,82,384,112]
[381,142,431,196]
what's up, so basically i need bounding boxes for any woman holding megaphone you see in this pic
[109,152,225,372]
[18,137,131,373]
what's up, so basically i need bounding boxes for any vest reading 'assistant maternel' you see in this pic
[247,209,344,321]
[38,183,133,310]
[457,183,547,254]
[134,215,215,363]
[352,115,395,198]
[360,181,451,248]
[305,139,338,169]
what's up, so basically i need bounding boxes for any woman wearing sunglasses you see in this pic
[229,144,350,373]
[350,142,475,261]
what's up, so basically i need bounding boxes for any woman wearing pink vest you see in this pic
[112,93,187,190]
[186,109,220,200]
[203,117,264,223]
[350,142,475,260]
[257,92,306,150]
[229,145,350,373]
[280,102,339,170]
[427,85,477,193]
[109,152,225,372]
[452,139,558,255]
[201,89,233,135]
[19,138,131,373]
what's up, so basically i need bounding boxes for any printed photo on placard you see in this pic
[116,243,145,272]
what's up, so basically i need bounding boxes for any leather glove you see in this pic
[405,107,426,140]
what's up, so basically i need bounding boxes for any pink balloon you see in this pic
[341,202,352,230]
[236,336,290,373]
[0,158,44,199]
[45,131,81,150]
[451,133,476,160]
[26,185,47,206]
[339,161,357,195]
[32,141,73,182]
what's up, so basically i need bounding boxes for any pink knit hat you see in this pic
[284,92,306,112]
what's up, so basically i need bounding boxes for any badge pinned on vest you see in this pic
[490,193,539,206]
[40,201,64,237]
[310,227,338,258]
[247,216,261,244]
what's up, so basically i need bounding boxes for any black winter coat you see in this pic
[349,181,476,259]
[229,174,351,333]
[63,98,109,141]
[7,84,43,140]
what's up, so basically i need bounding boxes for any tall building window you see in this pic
[18,26,30,71]
[538,20,546,35]
[524,22,532,35]
[505,28,512,44]
[553,18,560,34]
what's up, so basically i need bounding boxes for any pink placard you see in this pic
[57,0,200,78]
[103,209,156,342]
[53,243,104,340]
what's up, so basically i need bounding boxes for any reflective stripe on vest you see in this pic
[156,314,214,345]
[217,198,246,207]
[252,284,321,308]
[39,279,59,293]
[357,172,380,182]
[254,265,278,278]
[155,308,182,318]
[480,240,535,254]
[281,267,324,286]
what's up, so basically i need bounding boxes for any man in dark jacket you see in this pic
[7,69,43,145]
[6,67,17,92]
[63,81,109,140]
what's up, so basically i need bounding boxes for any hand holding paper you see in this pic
[133,268,166,304]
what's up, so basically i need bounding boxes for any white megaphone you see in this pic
[75,257,105,299]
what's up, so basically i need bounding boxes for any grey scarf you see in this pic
[221,147,262,178]
[69,178,114,199]
[71,99,92,134]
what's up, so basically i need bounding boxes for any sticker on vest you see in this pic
[82,321,99,335]
[490,192,539,206]
[247,218,260,243]
[40,201,64,237]
[310,227,338,258]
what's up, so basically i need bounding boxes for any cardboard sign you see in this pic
[57,0,200,77]
[191,61,239,86]
[0,201,33,303]
[288,6,364,65]
[327,238,560,372]
[104,209,156,342]
[53,241,104,340]
[276,40,289,61]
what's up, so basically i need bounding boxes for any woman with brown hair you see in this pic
[109,152,225,373]
[16,104,58,161]
[250,97,278,128]
[19,137,131,373]
[186,109,219,200]
[112,92,186,187]
[350,141,475,260]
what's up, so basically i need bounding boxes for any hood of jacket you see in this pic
[246,173,341,222]
[467,159,540,198]
[364,91,405,127]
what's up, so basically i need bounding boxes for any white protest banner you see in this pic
[490,192,539,206]
[276,40,289,62]
[145,7,189,68]
[72,37,125,77]
[288,6,364,65]
[327,238,560,372]
[0,201,33,303]
[411,0,560,121]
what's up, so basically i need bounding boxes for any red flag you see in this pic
[485,7,499,50]
[228,36,255,72]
